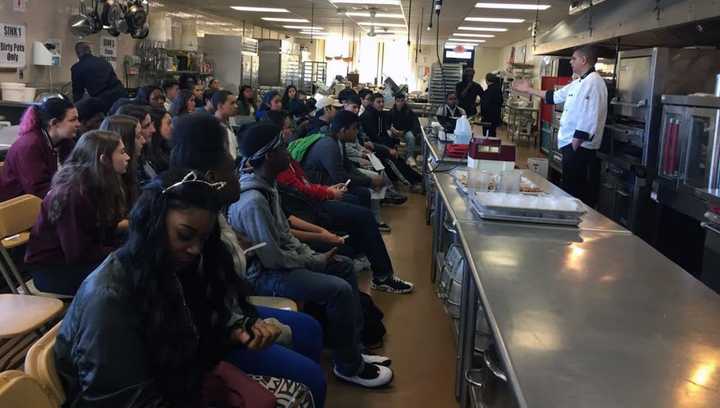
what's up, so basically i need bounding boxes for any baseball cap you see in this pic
[315,97,343,113]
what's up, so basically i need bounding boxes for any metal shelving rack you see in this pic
[429,63,463,111]
[301,61,327,94]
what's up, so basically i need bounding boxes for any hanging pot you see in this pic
[342,57,353,63]
[102,1,128,35]
[334,56,343,60]
[131,22,150,39]
[87,0,103,33]
[69,14,93,38]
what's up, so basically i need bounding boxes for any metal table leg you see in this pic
[431,191,446,283]
[457,260,478,406]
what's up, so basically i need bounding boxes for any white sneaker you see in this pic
[406,157,417,167]
[362,353,392,367]
[333,363,394,388]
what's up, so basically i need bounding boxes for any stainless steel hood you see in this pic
[534,0,720,56]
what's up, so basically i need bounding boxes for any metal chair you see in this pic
[0,195,71,299]
[25,321,64,407]
[0,370,57,408]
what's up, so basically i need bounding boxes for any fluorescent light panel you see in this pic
[262,17,309,23]
[465,17,524,23]
[358,22,407,27]
[230,6,289,12]
[453,33,495,38]
[331,0,401,4]
[445,43,478,49]
[283,26,324,30]
[299,31,329,35]
[458,26,508,32]
[448,38,485,43]
[346,12,404,19]
[475,2,551,10]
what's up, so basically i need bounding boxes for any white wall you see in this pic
[472,47,502,84]
[0,0,138,91]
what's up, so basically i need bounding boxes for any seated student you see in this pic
[272,131,414,293]
[99,115,146,207]
[306,97,341,135]
[192,82,205,107]
[296,111,385,209]
[436,91,466,119]
[0,96,80,201]
[141,108,173,182]
[170,89,197,118]
[256,90,282,122]
[54,169,314,408]
[212,90,239,160]
[116,103,156,144]
[74,97,106,134]
[170,113,327,406]
[25,130,129,296]
[361,93,423,191]
[282,85,306,119]
[229,123,394,388]
[110,85,165,114]
[199,89,216,114]
[162,79,180,112]
[389,93,420,167]
[237,85,257,117]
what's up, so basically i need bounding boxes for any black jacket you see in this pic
[361,106,394,147]
[480,82,504,124]
[301,135,372,188]
[390,106,419,134]
[455,80,483,116]
[71,54,125,103]
[54,252,258,407]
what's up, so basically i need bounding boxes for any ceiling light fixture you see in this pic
[331,0,401,5]
[448,38,485,43]
[445,43,478,49]
[458,26,508,32]
[230,6,289,12]
[358,22,407,27]
[453,32,495,38]
[345,12,404,19]
[284,26,324,30]
[299,31,329,36]
[465,17,525,23]
[475,2,551,10]
[262,17,309,23]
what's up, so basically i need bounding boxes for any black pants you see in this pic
[29,263,97,296]
[319,200,394,280]
[561,144,599,207]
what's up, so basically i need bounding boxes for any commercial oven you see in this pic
[600,48,720,233]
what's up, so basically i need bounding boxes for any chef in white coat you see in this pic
[513,46,608,204]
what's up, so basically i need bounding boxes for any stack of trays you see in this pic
[470,192,586,226]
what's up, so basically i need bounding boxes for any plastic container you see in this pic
[527,157,549,179]
[1,82,27,102]
[22,87,36,102]
[454,115,472,145]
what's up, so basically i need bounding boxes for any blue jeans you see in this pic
[320,200,393,280]
[225,306,327,407]
[403,131,417,159]
[250,261,364,378]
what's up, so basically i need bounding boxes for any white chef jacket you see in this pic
[548,69,608,150]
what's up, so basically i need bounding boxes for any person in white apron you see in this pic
[513,45,608,205]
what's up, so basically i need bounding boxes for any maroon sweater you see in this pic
[25,184,116,267]
[0,127,60,201]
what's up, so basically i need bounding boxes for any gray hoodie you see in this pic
[228,172,325,281]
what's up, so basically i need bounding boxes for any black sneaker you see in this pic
[333,363,393,388]
[371,276,415,294]
[378,223,392,233]
[381,192,407,206]
[362,353,392,367]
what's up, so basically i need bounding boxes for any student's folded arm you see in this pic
[16,143,54,198]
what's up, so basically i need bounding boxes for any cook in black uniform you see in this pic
[71,42,127,113]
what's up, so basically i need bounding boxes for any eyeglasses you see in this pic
[162,171,226,195]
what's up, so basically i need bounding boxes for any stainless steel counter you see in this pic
[430,159,720,408]
[462,221,720,407]
[433,170,629,234]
